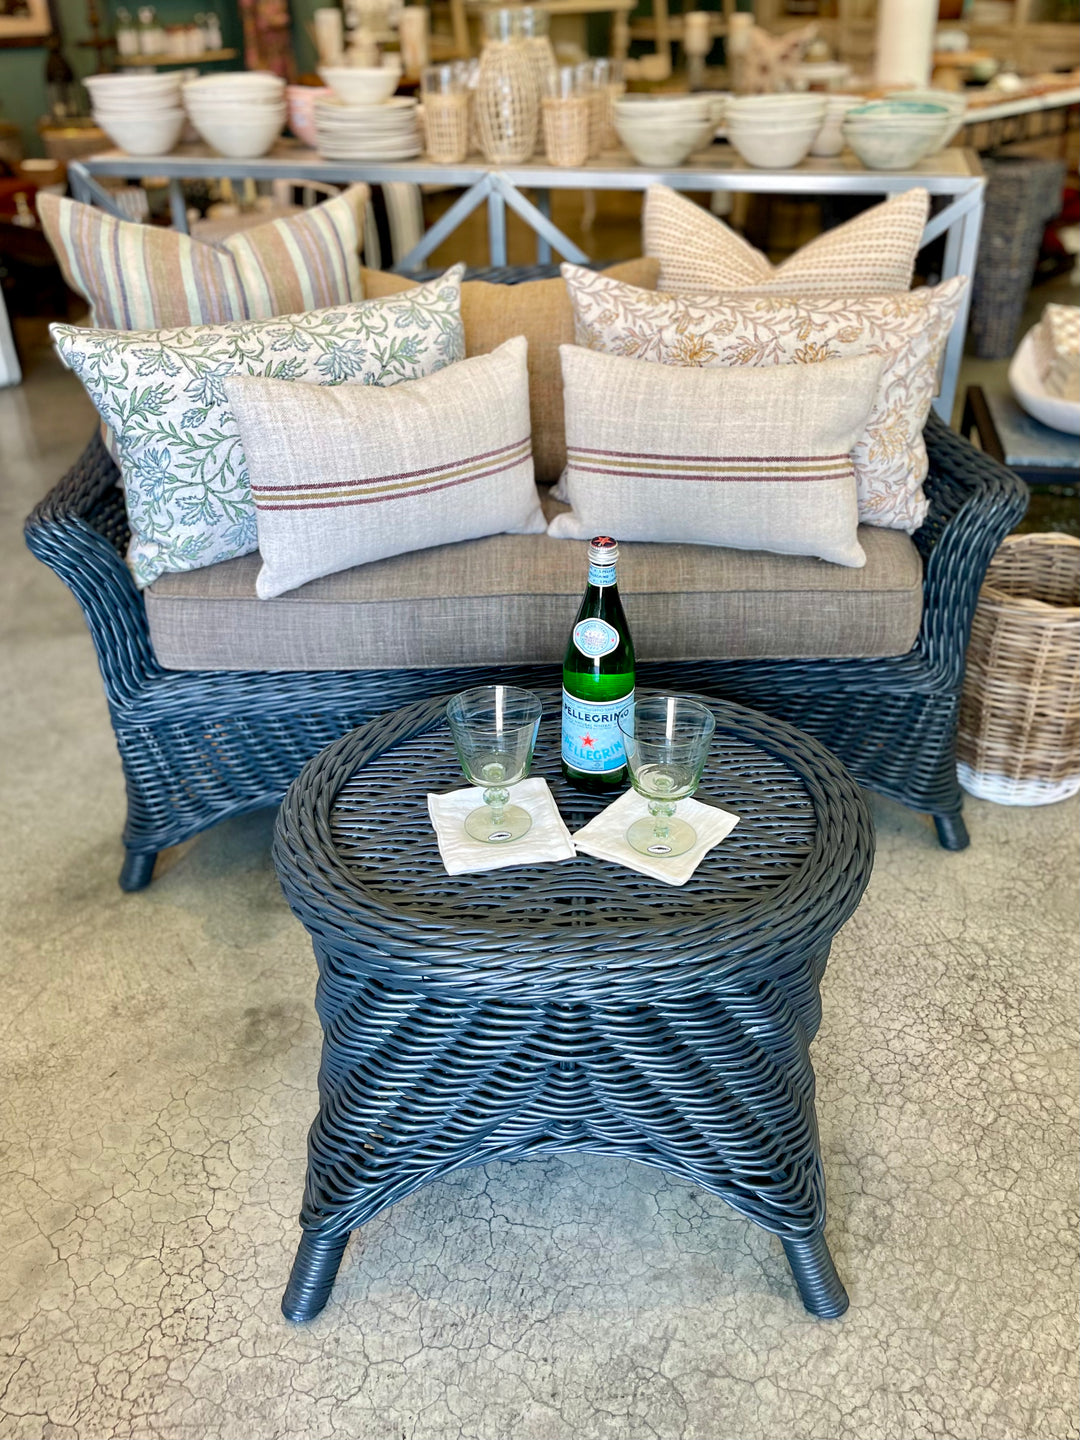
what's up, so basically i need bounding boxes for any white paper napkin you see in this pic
[427,777,577,876]
[572,789,740,887]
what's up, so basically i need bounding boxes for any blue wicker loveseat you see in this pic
[26,388,1025,890]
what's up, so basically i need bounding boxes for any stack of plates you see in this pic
[314,95,421,160]
[83,72,185,156]
[182,71,286,159]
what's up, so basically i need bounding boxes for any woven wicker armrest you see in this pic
[24,433,162,702]
[917,413,1029,683]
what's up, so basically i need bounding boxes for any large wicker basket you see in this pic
[957,533,1080,805]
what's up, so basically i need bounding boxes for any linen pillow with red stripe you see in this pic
[551,346,883,568]
[50,267,465,587]
[226,336,546,599]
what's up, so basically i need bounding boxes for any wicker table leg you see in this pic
[119,849,158,891]
[282,1230,350,1322]
[781,1229,849,1318]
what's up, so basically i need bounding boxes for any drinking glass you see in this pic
[617,696,715,858]
[446,686,543,843]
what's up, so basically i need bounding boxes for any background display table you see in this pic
[273,688,875,1324]
[962,385,1080,491]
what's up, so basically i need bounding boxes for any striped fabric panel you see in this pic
[567,446,852,484]
[223,183,367,315]
[39,193,246,329]
[252,437,532,511]
[37,186,367,331]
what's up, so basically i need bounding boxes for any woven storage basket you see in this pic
[957,533,1080,805]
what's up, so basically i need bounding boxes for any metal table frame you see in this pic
[71,144,984,421]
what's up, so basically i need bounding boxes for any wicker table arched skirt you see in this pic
[273,689,875,1322]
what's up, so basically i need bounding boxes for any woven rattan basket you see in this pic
[957,533,1080,805]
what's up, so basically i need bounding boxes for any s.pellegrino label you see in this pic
[561,536,636,793]
[562,690,635,775]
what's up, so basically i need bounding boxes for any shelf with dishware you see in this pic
[113,47,237,66]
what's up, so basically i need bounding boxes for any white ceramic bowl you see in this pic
[892,88,967,148]
[189,110,284,158]
[184,70,284,94]
[84,73,182,98]
[318,66,401,105]
[1009,327,1080,436]
[726,122,819,168]
[95,108,185,157]
[727,94,825,118]
[843,127,937,170]
[614,114,704,166]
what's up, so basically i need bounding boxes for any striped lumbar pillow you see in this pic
[226,336,546,599]
[50,268,465,588]
[38,186,370,330]
[551,345,883,568]
[643,185,929,297]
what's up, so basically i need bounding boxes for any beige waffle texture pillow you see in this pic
[227,336,546,599]
[552,346,883,568]
[562,263,968,533]
[360,257,659,483]
[643,185,929,296]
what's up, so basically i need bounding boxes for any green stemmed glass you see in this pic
[445,686,543,843]
[617,695,716,858]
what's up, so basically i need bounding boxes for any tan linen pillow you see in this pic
[552,346,883,568]
[227,336,546,599]
[361,257,660,483]
[644,185,929,297]
[39,187,370,328]
[562,263,968,533]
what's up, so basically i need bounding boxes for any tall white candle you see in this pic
[875,0,936,89]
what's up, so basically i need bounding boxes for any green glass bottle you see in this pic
[561,535,636,793]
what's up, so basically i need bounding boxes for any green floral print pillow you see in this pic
[51,265,465,588]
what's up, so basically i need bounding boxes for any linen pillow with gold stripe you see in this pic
[643,184,928,297]
[561,263,968,533]
[50,267,465,588]
[552,346,883,568]
[226,336,545,599]
[38,186,369,330]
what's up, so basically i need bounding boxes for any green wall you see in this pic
[0,0,242,156]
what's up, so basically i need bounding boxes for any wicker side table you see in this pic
[273,688,874,1323]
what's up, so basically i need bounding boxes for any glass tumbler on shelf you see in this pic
[476,6,539,164]
[446,686,544,844]
[541,67,590,168]
[520,6,557,150]
[617,696,716,858]
[573,59,608,158]
[421,63,469,163]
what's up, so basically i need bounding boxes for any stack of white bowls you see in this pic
[314,66,419,160]
[83,72,186,157]
[842,99,951,170]
[613,93,717,168]
[183,72,286,159]
[286,85,331,149]
[725,93,826,169]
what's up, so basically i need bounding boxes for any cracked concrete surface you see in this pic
[2,329,1077,1440]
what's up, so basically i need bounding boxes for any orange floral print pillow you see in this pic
[561,263,968,533]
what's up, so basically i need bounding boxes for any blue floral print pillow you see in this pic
[51,265,465,587]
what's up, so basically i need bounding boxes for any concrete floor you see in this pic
[1,323,1077,1440]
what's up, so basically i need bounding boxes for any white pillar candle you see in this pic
[875,0,936,89]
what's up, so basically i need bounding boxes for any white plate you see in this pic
[1009,327,1080,436]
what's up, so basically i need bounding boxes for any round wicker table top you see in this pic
[273,686,874,1002]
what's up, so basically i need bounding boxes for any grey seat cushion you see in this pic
[145,497,923,672]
